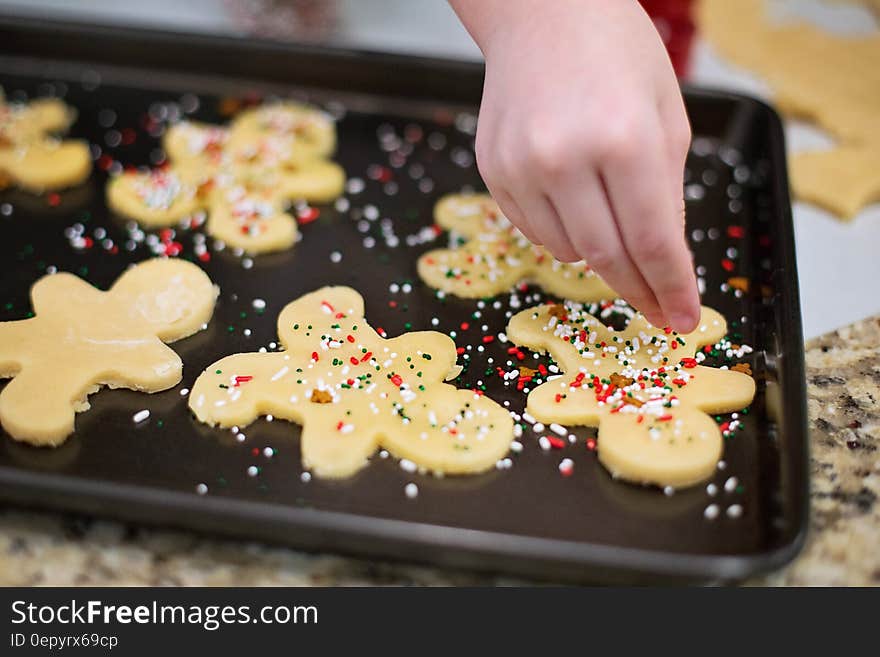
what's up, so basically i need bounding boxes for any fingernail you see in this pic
[669,311,699,334]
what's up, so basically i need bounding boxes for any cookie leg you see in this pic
[0,368,84,446]
[299,409,379,479]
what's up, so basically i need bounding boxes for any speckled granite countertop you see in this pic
[1,316,877,586]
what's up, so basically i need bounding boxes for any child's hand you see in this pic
[450,0,699,332]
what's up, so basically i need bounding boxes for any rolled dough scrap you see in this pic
[506,301,755,488]
[0,259,217,446]
[790,145,880,219]
[106,101,344,252]
[698,0,880,218]
[189,286,513,479]
[0,92,91,192]
[418,194,616,301]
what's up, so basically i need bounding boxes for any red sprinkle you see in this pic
[298,207,320,224]
[47,193,61,207]
[727,225,744,238]
[721,259,735,272]
[311,351,319,361]
[390,374,403,387]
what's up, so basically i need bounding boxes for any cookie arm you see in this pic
[0,320,31,378]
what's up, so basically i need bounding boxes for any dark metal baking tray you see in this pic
[0,17,808,584]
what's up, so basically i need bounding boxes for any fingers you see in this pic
[476,115,579,262]
[491,186,542,246]
[475,108,543,247]
[600,113,701,333]
[512,192,580,262]
[550,172,665,324]
[657,85,692,203]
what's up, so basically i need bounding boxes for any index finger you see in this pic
[600,117,700,333]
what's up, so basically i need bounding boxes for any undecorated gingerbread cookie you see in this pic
[506,301,755,488]
[418,194,616,301]
[0,92,91,192]
[0,259,217,446]
[107,101,345,253]
[189,286,513,478]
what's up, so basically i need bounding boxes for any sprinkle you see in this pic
[400,459,417,473]
[252,298,267,311]
[558,458,574,476]
[704,504,720,520]
[724,476,739,493]
[132,409,150,423]
[247,465,259,477]
[727,504,743,518]
[549,423,567,436]
[405,482,419,499]
[547,436,566,449]
[300,472,311,483]
[195,483,208,495]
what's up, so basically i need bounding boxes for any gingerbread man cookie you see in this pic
[0,92,91,192]
[418,194,616,301]
[506,301,755,488]
[107,101,345,253]
[189,286,513,478]
[0,259,217,446]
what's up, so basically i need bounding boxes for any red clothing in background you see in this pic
[639,0,695,77]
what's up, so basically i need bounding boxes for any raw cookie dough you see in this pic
[0,259,217,446]
[106,101,345,253]
[506,301,755,488]
[189,286,513,478]
[225,102,336,165]
[418,194,616,301]
[0,92,91,192]
[698,0,880,218]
